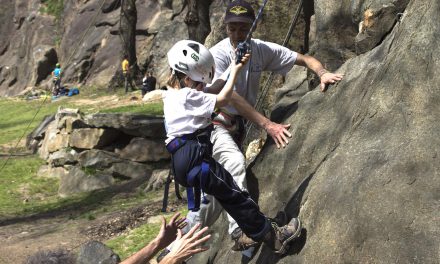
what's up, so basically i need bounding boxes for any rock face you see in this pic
[0,1,57,96]
[193,0,439,263]
[0,0,227,96]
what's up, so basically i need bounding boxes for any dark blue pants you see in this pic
[171,138,270,241]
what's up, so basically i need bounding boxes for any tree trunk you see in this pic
[120,0,138,76]
[185,0,214,43]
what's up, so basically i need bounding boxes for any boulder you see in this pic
[355,3,407,54]
[37,165,68,179]
[58,167,114,197]
[78,149,122,169]
[76,241,120,264]
[48,149,78,167]
[144,169,169,192]
[69,128,120,149]
[109,161,152,180]
[142,89,163,102]
[63,116,89,133]
[84,113,165,138]
[26,114,55,153]
[116,137,169,162]
[38,122,70,159]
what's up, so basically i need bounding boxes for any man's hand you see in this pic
[264,121,292,149]
[320,72,344,92]
[160,224,211,264]
[155,212,188,250]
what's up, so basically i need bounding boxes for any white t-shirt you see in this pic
[208,38,297,115]
[163,87,216,144]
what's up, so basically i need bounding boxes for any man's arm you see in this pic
[230,92,291,149]
[120,213,187,264]
[295,54,344,92]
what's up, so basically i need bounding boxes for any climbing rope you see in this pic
[243,0,304,144]
[0,0,109,175]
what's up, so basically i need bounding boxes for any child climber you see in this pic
[163,40,302,255]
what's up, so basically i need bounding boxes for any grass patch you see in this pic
[0,97,76,146]
[0,154,167,219]
[40,0,64,21]
[0,155,56,217]
[99,102,163,115]
[106,209,188,260]
[106,220,162,260]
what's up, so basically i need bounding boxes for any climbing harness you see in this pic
[161,125,213,212]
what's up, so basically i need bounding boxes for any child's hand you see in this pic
[233,52,251,71]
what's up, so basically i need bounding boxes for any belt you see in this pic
[166,125,213,154]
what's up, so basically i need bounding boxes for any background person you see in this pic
[121,55,136,93]
[142,71,157,96]
[51,63,62,96]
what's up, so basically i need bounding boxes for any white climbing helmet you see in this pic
[167,40,215,84]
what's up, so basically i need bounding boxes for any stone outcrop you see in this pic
[191,0,439,263]
[116,137,169,162]
[0,1,58,96]
[0,0,227,96]
[29,108,168,196]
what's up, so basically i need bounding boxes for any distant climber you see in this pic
[142,71,156,96]
[121,55,136,93]
[51,63,62,95]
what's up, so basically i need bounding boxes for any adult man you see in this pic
[122,55,136,93]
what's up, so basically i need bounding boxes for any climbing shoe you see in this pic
[230,227,260,251]
[263,217,302,254]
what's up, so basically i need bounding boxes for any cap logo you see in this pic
[191,53,199,62]
[230,6,248,15]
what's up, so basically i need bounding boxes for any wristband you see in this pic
[318,69,328,78]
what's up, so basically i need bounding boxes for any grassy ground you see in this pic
[0,154,168,220]
[0,88,176,261]
[0,88,163,147]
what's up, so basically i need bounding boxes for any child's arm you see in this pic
[205,67,230,94]
[215,53,250,108]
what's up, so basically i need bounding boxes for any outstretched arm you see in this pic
[230,92,291,149]
[295,54,344,92]
[120,213,187,264]
[160,224,211,264]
